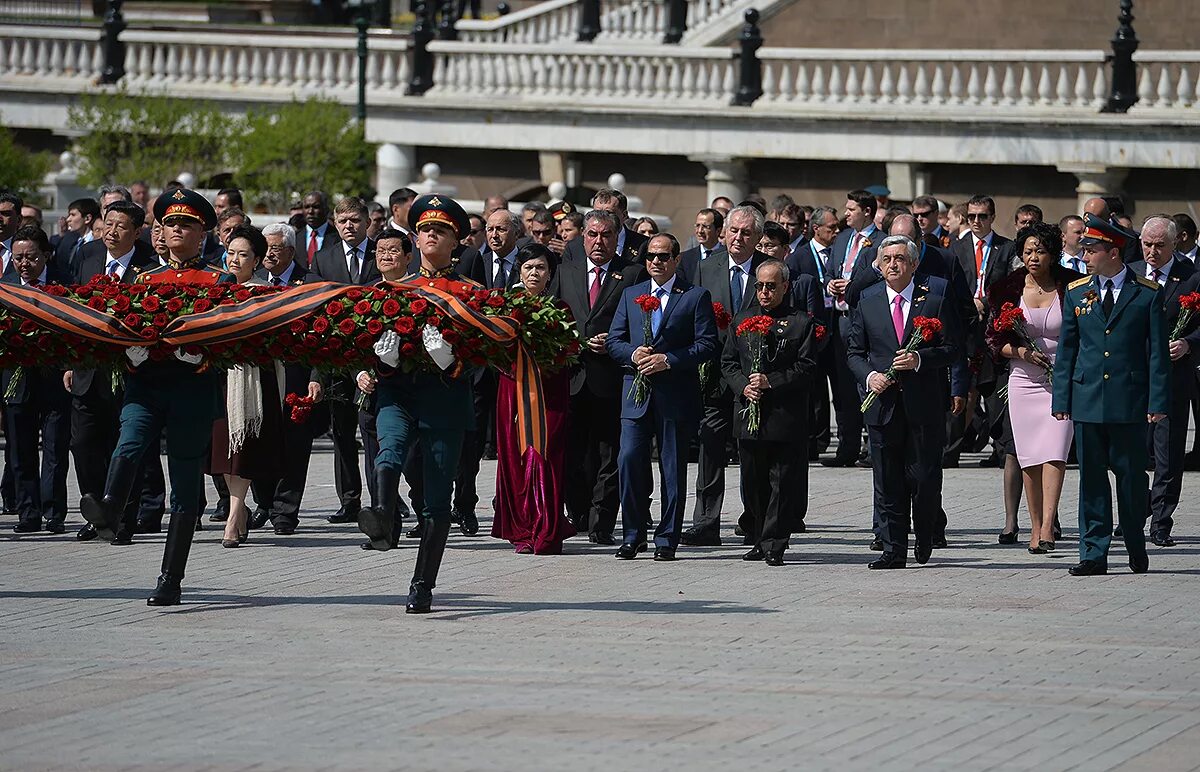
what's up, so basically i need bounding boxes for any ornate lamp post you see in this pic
[1102,0,1139,113]
[99,0,127,84]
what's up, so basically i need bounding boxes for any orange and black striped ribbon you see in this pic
[0,283,144,345]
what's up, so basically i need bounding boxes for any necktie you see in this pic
[495,257,508,288]
[307,230,318,262]
[844,233,862,277]
[650,288,666,336]
[271,276,284,286]
[974,238,986,298]
[1102,279,1115,317]
[730,265,745,313]
[1152,269,1162,284]
[820,248,831,272]
[892,294,906,343]
[27,278,39,287]
[347,246,359,282]
[106,259,120,277]
[588,266,603,308]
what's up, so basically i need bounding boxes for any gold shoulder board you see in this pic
[1067,277,1090,290]
[1135,275,1159,289]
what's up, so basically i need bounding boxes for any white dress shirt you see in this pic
[728,255,754,305]
[105,246,136,280]
[1060,250,1086,274]
[345,240,366,279]
[494,247,517,287]
[1098,267,1127,302]
[1147,258,1173,286]
[269,262,298,286]
[586,257,609,294]
[867,280,921,388]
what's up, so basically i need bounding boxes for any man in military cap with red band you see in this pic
[81,188,234,606]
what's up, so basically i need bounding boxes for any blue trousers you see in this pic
[617,410,694,548]
[374,383,465,526]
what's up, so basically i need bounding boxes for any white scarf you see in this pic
[226,362,286,455]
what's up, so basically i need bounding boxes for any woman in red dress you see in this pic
[491,245,576,554]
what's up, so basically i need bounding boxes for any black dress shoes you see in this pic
[615,541,648,560]
[931,536,948,549]
[208,508,228,523]
[653,547,676,561]
[914,541,932,565]
[793,521,806,534]
[742,546,765,561]
[1068,560,1108,576]
[868,555,906,569]
[764,551,784,566]
[146,574,182,606]
[274,523,295,536]
[327,504,360,524]
[405,580,433,614]
[136,518,162,534]
[820,456,856,468]
[588,532,615,546]
[998,529,1019,545]
[12,521,41,533]
[249,509,272,529]
[869,538,884,552]
[680,529,721,547]
[406,521,425,539]
[1129,554,1149,574]
[77,524,97,541]
[111,528,133,546]
[45,522,66,535]
[733,524,746,537]
[1151,532,1175,547]
[457,510,479,537]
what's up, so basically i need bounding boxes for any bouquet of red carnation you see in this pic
[860,315,942,412]
[284,392,315,424]
[628,294,661,406]
[992,301,1052,400]
[735,314,775,433]
[1172,292,1200,341]
[699,302,732,393]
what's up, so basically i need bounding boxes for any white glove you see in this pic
[422,324,456,371]
[174,349,203,365]
[373,330,400,367]
[125,347,149,367]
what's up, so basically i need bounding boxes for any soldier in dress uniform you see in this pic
[356,194,480,614]
[80,189,235,606]
[1052,214,1170,577]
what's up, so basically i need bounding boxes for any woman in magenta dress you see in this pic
[986,222,1084,554]
[491,244,576,554]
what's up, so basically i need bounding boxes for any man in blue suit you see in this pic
[607,233,719,560]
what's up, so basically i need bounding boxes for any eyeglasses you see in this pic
[966,213,993,222]
[376,248,407,258]
[645,252,675,263]
[912,210,935,219]
[754,281,779,291]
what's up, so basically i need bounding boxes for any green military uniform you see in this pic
[1052,216,1170,572]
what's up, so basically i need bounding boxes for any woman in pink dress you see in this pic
[987,222,1084,554]
[491,245,576,554]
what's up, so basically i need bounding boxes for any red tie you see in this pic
[844,233,862,276]
[588,266,603,308]
[307,229,318,264]
[974,238,985,298]
[892,294,905,343]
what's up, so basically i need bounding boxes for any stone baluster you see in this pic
[694,59,709,99]
[984,64,999,105]
[827,61,843,102]
[1018,64,1033,105]
[721,59,734,99]
[877,63,893,104]
[1136,64,1154,106]
[1156,64,1172,107]
[895,62,911,104]
[929,63,945,105]
[946,63,963,106]
[1053,65,1069,105]
[760,61,775,100]
[793,63,809,103]
[48,38,64,78]
[62,39,77,75]
[21,37,35,74]
[1091,63,1108,107]
[1001,63,1016,105]
[810,63,826,103]
[1177,64,1194,107]
[860,63,876,103]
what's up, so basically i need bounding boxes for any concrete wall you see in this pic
[758,0,1199,50]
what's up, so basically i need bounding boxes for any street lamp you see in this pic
[346,0,374,123]
[1102,0,1139,113]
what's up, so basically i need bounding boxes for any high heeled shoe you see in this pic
[221,536,241,548]
[998,528,1019,545]
[1039,540,1055,552]
[1028,543,1047,554]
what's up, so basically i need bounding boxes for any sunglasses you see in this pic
[754,281,779,291]
[966,213,993,222]
[912,210,935,219]
[645,252,675,263]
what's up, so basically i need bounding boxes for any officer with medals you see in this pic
[1052,214,1170,576]
[356,195,479,614]
[81,189,235,606]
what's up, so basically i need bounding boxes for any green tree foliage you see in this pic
[67,90,238,188]
[0,128,53,199]
[235,98,375,210]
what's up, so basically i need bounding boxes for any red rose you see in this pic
[140,295,160,312]
[235,289,251,302]
[337,318,356,336]
[267,343,285,357]
[304,334,321,348]
[326,301,345,317]
[346,287,364,301]
[183,286,200,297]
[112,295,131,312]
[165,298,184,313]
[19,320,37,334]
[394,317,415,335]
[409,298,428,315]
[207,287,224,298]
[153,313,169,328]
[45,285,68,297]
[288,319,306,334]
[468,300,482,311]
[123,313,142,329]
[441,329,460,344]
[486,294,505,308]
[366,319,383,335]
[127,284,147,295]
[102,285,119,298]
[193,299,213,313]
[312,317,330,334]
[355,332,374,349]
[400,342,417,356]
[353,300,371,315]
[87,297,105,310]
[381,298,401,317]
[139,328,157,340]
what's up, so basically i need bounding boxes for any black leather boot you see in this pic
[147,510,197,606]
[357,465,401,551]
[406,517,452,614]
[80,455,140,542]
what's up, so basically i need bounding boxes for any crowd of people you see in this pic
[1,177,1197,611]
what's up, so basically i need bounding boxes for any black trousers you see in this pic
[868,407,945,558]
[810,354,833,456]
[328,377,362,509]
[251,418,316,530]
[690,395,732,536]
[453,371,494,515]
[1147,373,1194,536]
[830,315,863,460]
[7,386,71,526]
[739,439,806,553]
[564,387,621,536]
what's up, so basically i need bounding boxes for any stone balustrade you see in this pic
[455,0,748,45]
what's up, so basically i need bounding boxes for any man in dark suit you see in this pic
[2,227,72,534]
[680,205,766,546]
[1053,216,1169,576]
[678,208,726,283]
[1084,196,1143,264]
[249,222,326,536]
[1130,216,1200,547]
[310,197,380,525]
[69,201,167,543]
[607,232,718,560]
[847,235,962,569]
[561,188,648,264]
[54,197,101,271]
[913,195,953,249]
[721,259,817,565]
[823,190,884,467]
[551,209,647,544]
[297,191,335,268]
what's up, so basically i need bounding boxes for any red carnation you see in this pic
[634,294,660,313]
[736,315,774,337]
[400,342,417,356]
[193,299,213,313]
[337,318,356,336]
[366,319,384,335]
[381,298,401,317]
[326,301,345,317]
[312,317,330,334]
[1179,292,1200,313]
[814,324,828,342]
[140,295,160,312]
[410,298,429,315]
[912,316,943,342]
[353,300,371,315]
[394,317,416,335]
[712,302,732,331]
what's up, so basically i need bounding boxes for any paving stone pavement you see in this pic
[2,445,1199,771]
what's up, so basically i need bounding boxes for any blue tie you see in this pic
[650,288,666,336]
[730,265,744,313]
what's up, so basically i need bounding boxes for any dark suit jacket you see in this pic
[606,277,718,421]
[847,275,962,427]
[1129,258,1200,382]
[720,302,817,441]
[951,232,1017,299]
[309,237,380,285]
[459,246,521,290]
[563,227,648,264]
[826,225,883,286]
[678,242,726,284]
[697,251,765,401]
[551,255,647,399]
[1,268,73,404]
[54,230,85,270]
